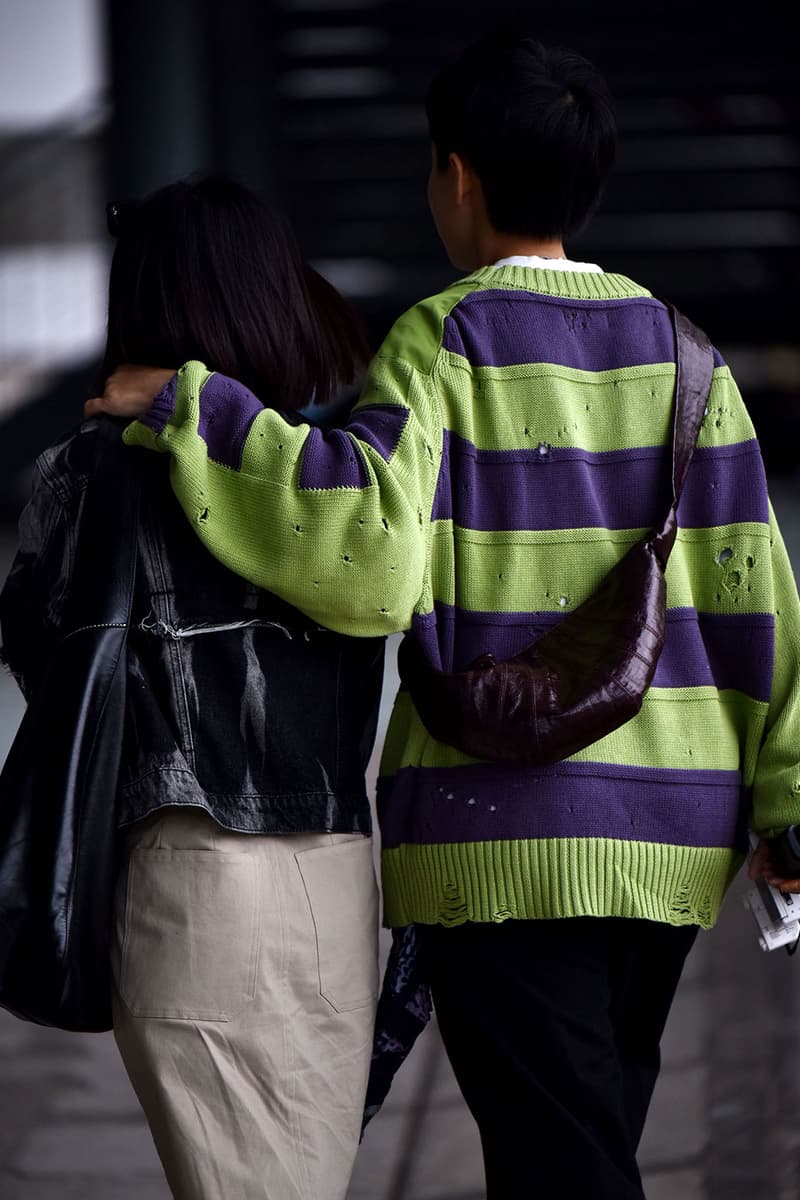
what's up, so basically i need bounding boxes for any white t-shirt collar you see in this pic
[492,254,604,273]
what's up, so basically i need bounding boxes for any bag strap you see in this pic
[648,304,715,567]
[63,418,139,635]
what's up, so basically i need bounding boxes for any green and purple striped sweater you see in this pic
[125,264,800,930]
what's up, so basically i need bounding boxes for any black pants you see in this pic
[416,917,698,1200]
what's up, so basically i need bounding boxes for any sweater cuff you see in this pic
[139,373,178,433]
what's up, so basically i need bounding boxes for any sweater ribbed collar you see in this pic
[466,263,652,302]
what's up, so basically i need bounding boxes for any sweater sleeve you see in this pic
[750,502,800,837]
[123,351,442,638]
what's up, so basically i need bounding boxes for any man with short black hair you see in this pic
[426,33,616,250]
[90,33,800,1198]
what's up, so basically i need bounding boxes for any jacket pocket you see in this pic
[294,836,379,1014]
[119,848,258,1021]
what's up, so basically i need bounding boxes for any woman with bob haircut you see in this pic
[0,175,384,1200]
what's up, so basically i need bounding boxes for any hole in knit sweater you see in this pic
[438,882,468,926]
[668,882,712,927]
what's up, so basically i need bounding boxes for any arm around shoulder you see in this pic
[124,353,443,637]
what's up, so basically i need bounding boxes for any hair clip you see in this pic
[106,201,129,237]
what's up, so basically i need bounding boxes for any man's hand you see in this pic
[748,838,800,894]
[85,366,175,419]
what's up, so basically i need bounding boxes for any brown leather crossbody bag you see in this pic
[398,305,714,767]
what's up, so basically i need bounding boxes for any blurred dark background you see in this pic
[0,0,798,513]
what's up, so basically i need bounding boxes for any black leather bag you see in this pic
[0,419,138,1031]
[399,306,714,767]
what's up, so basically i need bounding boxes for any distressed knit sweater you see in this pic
[125,264,800,930]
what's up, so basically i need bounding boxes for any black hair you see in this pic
[103,175,370,410]
[426,33,616,240]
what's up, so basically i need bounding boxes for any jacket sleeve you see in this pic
[750,502,800,837]
[0,465,71,699]
[123,351,442,637]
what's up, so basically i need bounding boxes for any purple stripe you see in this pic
[443,292,681,371]
[378,761,745,851]
[681,441,768,526]
[298,427,370,490]
[410,605,774,702]
[141,374,178,434]
[192,374,263,470]
[346,404,409,461]
[431,433,768,531]
[444,291,726,373]
[651,610,772,699]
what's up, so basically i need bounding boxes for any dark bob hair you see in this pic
[426,33,617,240]
[104,175,370,410]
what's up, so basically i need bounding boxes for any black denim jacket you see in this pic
[0,420,384,834]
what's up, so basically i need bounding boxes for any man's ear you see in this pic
[449,152,475,206]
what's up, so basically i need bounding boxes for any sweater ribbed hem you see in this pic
[381,838,741,930]
[466,265,652,301]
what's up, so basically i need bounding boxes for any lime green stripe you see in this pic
[380,687,766,780]
[377,278,479,374]
[381,838,741,929]
[436,362,751,453]
[429,520,773,615]
[665,524,773,615]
